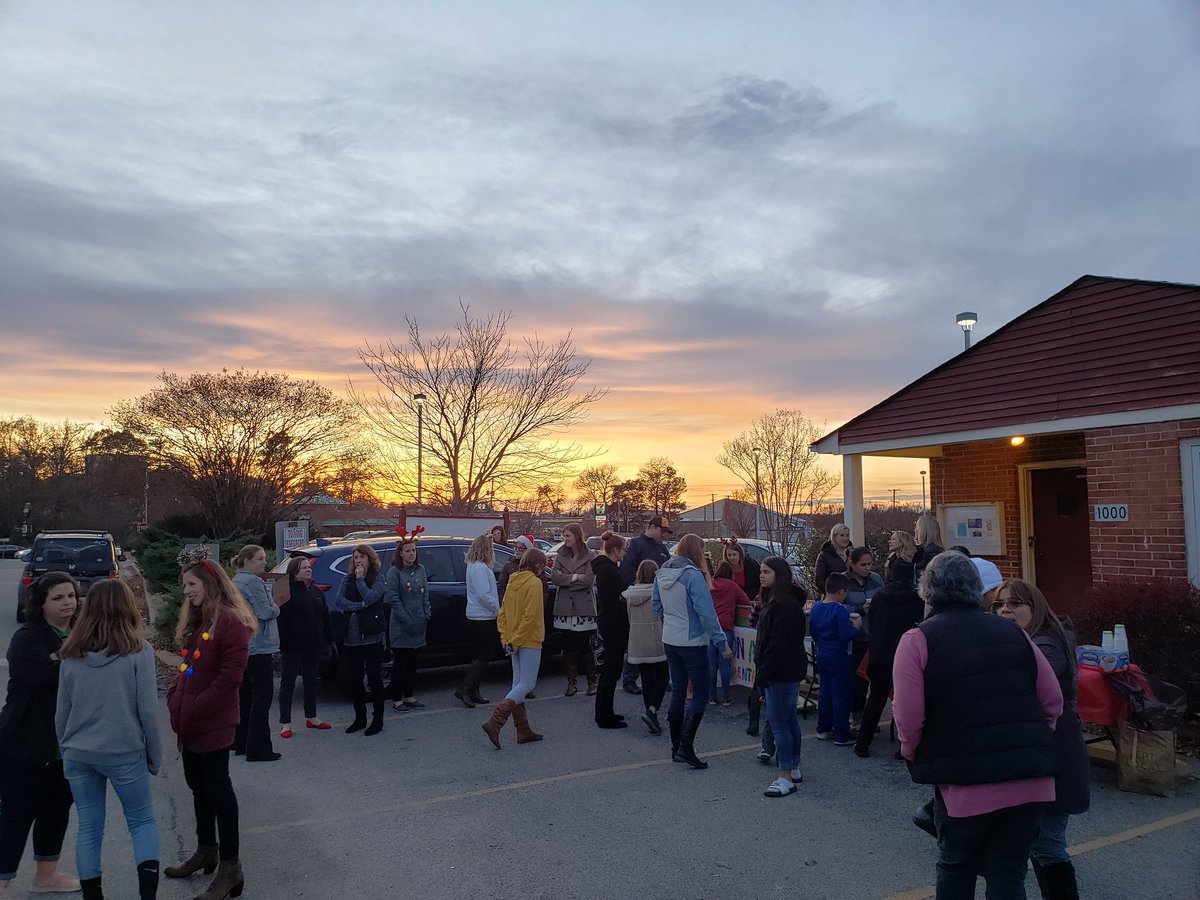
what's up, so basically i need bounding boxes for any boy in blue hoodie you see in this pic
[808,572,859,746]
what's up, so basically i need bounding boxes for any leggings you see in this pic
[389,647,419,700]
[279,649,320,723]
[181,748,239,862]
[505,648,542,703]
[637,661,669,713]
[341,642,385,720]
[0,757,73,879]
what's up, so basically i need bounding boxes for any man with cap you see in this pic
[617,515,674,694]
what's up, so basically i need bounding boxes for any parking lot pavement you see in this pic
[2,651,1198,899]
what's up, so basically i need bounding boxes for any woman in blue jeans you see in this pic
[652,534,730,770]
[56,580,162,900]
[752,557,809,796]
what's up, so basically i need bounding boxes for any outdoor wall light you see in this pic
[1010,436,1026,447]
[956,311,978,350]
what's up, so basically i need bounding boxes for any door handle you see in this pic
[1028,535,1035,548]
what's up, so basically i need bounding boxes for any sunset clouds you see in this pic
[2,1,1198,505]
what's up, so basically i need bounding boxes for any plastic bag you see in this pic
[1106,669,1188,731]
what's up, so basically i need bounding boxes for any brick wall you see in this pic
[1086,419,1200,581]
[931,433,1086,580]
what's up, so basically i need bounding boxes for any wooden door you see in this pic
[1030,466,1092,615]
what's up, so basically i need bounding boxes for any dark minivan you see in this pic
[17,530,124,622]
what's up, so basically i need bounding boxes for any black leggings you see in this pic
[341,642,385,720]
[594,624,628,721]
[181,748,239,862]
[279,649,320,723]
[637,661,670,713]
[0,757,73,877]
[235,653,275,757]
[390,647,419,700]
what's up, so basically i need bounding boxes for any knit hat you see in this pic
[970,557,1003,595]
[512,535,534,552]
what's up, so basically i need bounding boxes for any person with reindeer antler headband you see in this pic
[720,537,760,603]
[385,527,431,711]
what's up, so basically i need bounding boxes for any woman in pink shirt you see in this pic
[892,551,1063,900]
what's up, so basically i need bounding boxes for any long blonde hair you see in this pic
[673,534,712,587]
[915,515,942,548]
[465,534,495,566]
[176,559,258,645]
[891,530,917,562]
[60,580,144,659]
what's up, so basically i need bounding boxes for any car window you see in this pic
[420,546,461,583]
[493,547,514,574]
[33,538,114,565]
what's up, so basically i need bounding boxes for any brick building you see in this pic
[813,275,1200,614]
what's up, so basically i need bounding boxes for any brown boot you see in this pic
[512,703,544,743]
[165,845,218,879]
[586,675,599,696]
[563,652,579,696]
[481,699,516,748]
[190,859,243,900]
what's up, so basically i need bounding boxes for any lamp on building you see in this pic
[1010,435,1026,447]
[753,447,762,540]
[919,470,927,516]
[414,393,427,508]
[956,311,978,351]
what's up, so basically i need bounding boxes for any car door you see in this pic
[421,544,467,650]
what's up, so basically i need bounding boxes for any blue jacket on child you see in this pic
[809,601,858,663]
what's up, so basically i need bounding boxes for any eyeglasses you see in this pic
[990,599,1029,613]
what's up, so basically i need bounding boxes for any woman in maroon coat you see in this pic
[165,556,256,900]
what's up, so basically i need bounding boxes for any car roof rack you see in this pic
[36,530,113,537]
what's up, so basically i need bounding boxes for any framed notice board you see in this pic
[940,503,1005,556]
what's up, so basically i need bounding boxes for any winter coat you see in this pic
[277,580,330,656]
[618,533,671,587]
[592,555,629,632]
[710,577,748,631]
[753,586,808,685]
[0,620,66,765]
[550,548,597,617]
[1033,619,1091,815]
[913,543,945,584]
[884,555,915,588]
[497,570,545,650]
[810,600,859,661]
[866,581,924,671]
[330,571,386,645]
[622,583,665,664]
[651,557,727,650]
[385,564,431,649]
[845,570,884,642]
[812,541,848,596]
[167,613,252,754]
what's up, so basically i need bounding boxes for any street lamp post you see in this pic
[414,393,427,508]
[919,470,928,516]
[21,502,31,539]
[753,447,762,541]
[956,311,978,351]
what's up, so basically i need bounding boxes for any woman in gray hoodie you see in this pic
[56,580,161,900]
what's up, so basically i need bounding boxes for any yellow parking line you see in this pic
[883,806,1200,900]
[245,741,761,835]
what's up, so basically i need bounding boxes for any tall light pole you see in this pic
[956,311,978,351]
[414,392,426,508]
[753,447,762,541]
[919,470,927,516]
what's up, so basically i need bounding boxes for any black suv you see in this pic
[17,530,125,622]
[270,535,562,669]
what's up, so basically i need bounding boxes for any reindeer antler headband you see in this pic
[395,525,426,546]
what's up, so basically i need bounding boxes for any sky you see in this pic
[2,1,1198,509]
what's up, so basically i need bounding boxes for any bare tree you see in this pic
[534,482,567,515]
[573,464,618,517]
[610,479,646,533]
[110,370,365,535]
[637,457,688,519]
[721,488,757,537]
[350,305,606,513]
[716,409,840,555]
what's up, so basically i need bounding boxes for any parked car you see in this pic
[532,539,554,552]
[16,530,125,622]
[270,535,563,672]
[0,543,23,559]
[13,548,30,561]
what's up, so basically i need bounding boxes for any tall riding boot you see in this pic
[364,695,385,736]
[563,652,579,696]
[746,690,761,736]
[165,845,218,878]
[1037,860,1080,900]
[668,707,684,761]
[81,877,103,900]
[137,860,159,900]
[512,703,544,743]
[677,711,709,769]
[345,698,367,733]
[482,699,516,748]
[455,661,485,707]
[192,859,243,900]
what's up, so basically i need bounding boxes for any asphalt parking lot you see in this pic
[2,560,1198,899]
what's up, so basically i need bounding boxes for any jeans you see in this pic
[638,662,669,713]
[63,756,159,879]
[181,748,239,862]
[0,757,73,879]
[595,623,628,722]
[933,791,1045,900]
[1030,809,1071,865]
[665,644,710,722]
[341,642,385,721]
[816,652,854,743]
[234,653,275,757]
[505,648,541,703]
[708,628,735,702]
[764,682,802,771]
[279,649,319,723]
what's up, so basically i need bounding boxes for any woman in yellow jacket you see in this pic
[483,549,548,748]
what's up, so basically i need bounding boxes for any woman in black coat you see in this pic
[0,573,81,893]
[754,557,809,797]
[592,532,629,729]
[812,524,851,597]
[993,578,1090,899]
[276,555,332,736]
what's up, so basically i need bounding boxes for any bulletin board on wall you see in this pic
[939,503,1005,556]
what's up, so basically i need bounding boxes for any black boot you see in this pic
[746,691,761,736]
[668,708,683,761]
[677,711,708,769]
[455,661,485,707]
[1036,860,1079,900]
[912,799,937,837]
[81,877,103,900]
[345,700,367,734]
[137,860,159,900]
[364,700,384,736]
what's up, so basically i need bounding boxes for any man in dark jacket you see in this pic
[616,516,673,694]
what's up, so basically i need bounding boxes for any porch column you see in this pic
[842,453,865,545]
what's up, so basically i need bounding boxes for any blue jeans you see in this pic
[665,644,710,722]
[708,628,735,701]
[764,681,802,770]
[505,648,542,703]
[64,756,159,879]
[816,652,854,742]
[1030,809,1071,865]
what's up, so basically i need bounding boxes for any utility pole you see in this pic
[889,488,898,508]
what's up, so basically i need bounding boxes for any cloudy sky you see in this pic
[2,1,1198,507]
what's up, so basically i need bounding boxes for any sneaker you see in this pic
[640,710,662,734]
[402,698,427,710]
[755,749,773,764]
[623,683,643,696]
[854,745,870,758]
[814,731,832,741]
[709,697,719,706]
[834,738,855,747]
[721,697,733,707]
